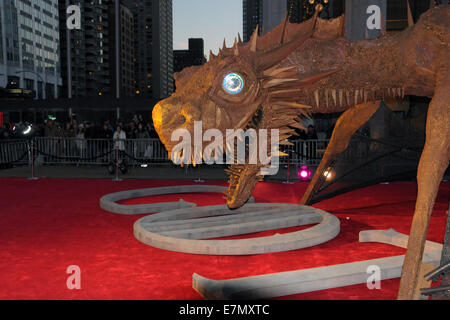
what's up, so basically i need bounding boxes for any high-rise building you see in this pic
[173,38,206,73]
[124,0,173,100]
[0,0,62,99]
[263,0,286,33]
[59,0,135,98]
[59,0,110,98]
[287,0,344,23]
[108,3,135,97]
[243,0,263,42]
[287,0,303,23]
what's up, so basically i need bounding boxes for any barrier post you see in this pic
[112,144,122,182]
[194,164,205,183]
[28,139,38,180]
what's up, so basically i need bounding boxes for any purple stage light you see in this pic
[297,166,311,180]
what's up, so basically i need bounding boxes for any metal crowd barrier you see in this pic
[0,139,30,165]
[31,137,170,166]
[0,137,328,167]
[279,139,329,166]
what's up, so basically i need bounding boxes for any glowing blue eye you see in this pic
[223,73,244,95]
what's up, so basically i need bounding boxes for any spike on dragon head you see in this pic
[153,12,341,209]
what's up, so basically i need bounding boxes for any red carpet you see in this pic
[0,177,448,300]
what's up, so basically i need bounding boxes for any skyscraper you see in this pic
[287,0,344,23]
[108,3,135,97]
[59,0,111,98]
[59,0,136,98]
[243,0,263,42]
[0,0,62,99]
[124,0,173,100]
[263,0,286,33]
[173,38,206,73]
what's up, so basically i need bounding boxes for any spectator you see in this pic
[84,122,98,161]
[63,122,75,138]
[306,125,318,140]
[127,121,137,139]
[44,119,63,157]
[113,125,126,151]
[44,119,60,137]
[104,119,115,133]
[136,123,150,158]
[99,123,113,140]
[99,124,113,161]
[63,122,76,158]
[136,123,150,140]
[75,126,86,159]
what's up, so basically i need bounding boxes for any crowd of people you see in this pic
[0,113,159,142]
[0,114,162,162]
[1,116,320,142]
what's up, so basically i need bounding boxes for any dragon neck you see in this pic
[279,29,435,113]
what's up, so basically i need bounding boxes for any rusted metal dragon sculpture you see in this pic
[152,5,449,299]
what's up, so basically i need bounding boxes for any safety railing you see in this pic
[0,139,30,165]
[279,139,330,166]
[0,137,328,167]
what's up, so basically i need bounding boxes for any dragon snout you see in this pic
[152,102,163,136]
[152,101,188,152]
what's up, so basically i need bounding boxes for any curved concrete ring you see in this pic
[133,203,340,255]
[100,185,254,215]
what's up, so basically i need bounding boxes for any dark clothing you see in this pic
[99,128,113,140]
[136,130,150,140]
[44,124,61,137]
[63,128,75,138]
[84,126,98,139]
[127,128,137,140]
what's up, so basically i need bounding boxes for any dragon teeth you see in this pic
[332,89,337,106]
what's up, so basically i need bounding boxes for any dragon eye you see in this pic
[223,73,244,95]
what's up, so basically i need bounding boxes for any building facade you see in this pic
[263,0,286,34]
[59,0,135,98]
[124,0,173,100]
[109,3,135,97]
[0,0,62,99]
[243,0,263,42]
[173,38,206,73]
[59,0,110,98]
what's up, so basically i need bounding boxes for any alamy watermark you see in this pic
[366,265,381,290]
[170,121,280,175]
[66,5,81,30]
[66,265,81,290]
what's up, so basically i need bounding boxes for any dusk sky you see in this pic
[173,0,243,58]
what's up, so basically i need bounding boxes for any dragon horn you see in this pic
[256,9,318,70]
[280,14,289,44]
[250,25,259,52]
[407,0,414,27]
[256,31,312,71]
[222,38,227,50]
[233,38,239,56]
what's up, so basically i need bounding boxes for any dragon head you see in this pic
[153,12,338,209]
